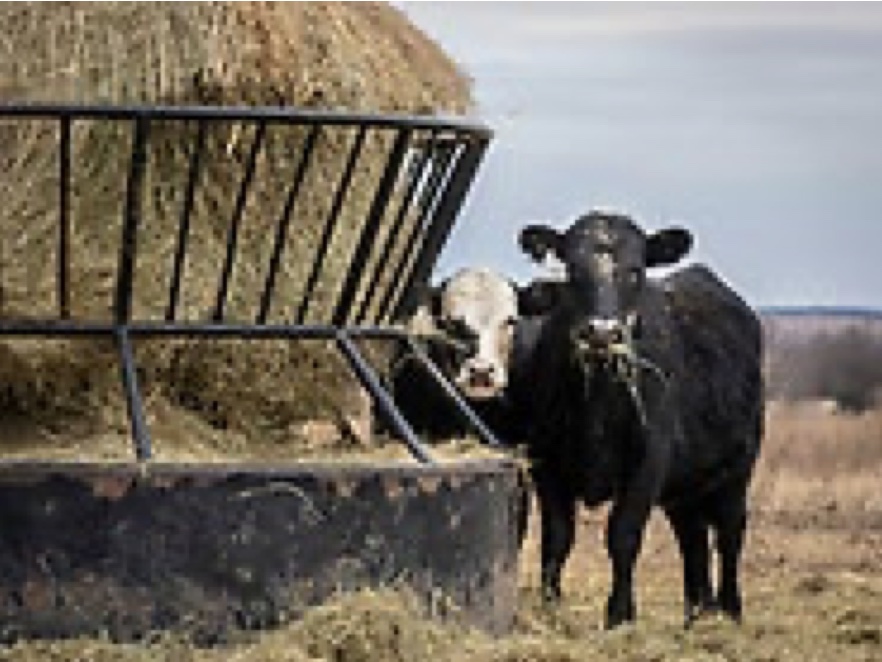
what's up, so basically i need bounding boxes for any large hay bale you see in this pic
[0,2,468,112]
[0,2,472,460]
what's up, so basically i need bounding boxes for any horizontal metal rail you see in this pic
[0,320,405,340]
[0,103,492,137]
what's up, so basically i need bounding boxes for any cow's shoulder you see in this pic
[662,265,752,315]
[662,264,760,342]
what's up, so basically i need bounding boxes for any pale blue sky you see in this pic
[400,2,882,308]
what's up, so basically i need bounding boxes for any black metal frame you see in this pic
[0,104,497,464]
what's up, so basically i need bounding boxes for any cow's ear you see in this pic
[519,225,564,263]
[405,281,444,318]
[405,283,444,336]
[646,228,692,267]
[517,280,562,316]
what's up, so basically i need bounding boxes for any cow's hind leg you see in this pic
[710,486,748,623]
[664,504,715,626]
[534,469,576,602]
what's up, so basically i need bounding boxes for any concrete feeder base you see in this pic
[0,459,524,644]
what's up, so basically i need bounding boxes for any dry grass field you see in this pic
[1,401,880,661]
[755,402,882,524]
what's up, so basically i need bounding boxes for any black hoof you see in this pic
[684,599,719,628]
[721,604,742,624]
[717,592,742,623]
[605,597,635,629]
[540,583,562,604]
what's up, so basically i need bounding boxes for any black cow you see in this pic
[514,210,763,629]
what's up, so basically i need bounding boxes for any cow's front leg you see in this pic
[534,468,576,601]
[605,500,650,627]
[604,441,665,628]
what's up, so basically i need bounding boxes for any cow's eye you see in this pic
[439,318,458,336]
[441,317,476,341]
[437,318,477,356]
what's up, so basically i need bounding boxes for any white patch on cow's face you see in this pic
[594,222,614,244]
[590,223,617,280]
[439,269,518,400]
[595,251,615,279]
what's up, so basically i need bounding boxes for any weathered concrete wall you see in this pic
[0,459,524,644]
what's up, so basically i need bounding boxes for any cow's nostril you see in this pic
[470,365,495,379]
[468,365,497,389]
[575,325,594,343]
[574,319,627,351]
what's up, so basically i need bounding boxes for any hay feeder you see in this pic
[0,104,523,643]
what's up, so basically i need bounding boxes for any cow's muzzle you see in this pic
[571,314,668,429]
[571,314,663,376]
[572,318,628,359]
[570,317,630,364]
[457,360,505,400]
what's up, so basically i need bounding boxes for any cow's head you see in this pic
[519,210,691,367]
[411,268,519,400]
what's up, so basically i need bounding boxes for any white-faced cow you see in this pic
[392,267,524,442]
[514,210,763,629]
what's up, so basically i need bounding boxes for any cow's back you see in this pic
[662,265,763,493]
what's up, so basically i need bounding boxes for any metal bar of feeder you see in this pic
[213,120,268,321]
[357,131,438,325]
[296,125,368,323]
[115,327,152,461]
[335,330,434,465]
[344,326,508,450]
[402,336,504,449]
[167,120,208,321]
[112,115,153,460]
[395,134,489,320]
[0,103,492,137]
[377,134,458,323]
[257,124,321,324]
[0,320,406,340]
[377,136,449,320]
[58,116,72,320]
[346,326,508,450]
[114,116,150,324]
[0,320,117,336]
[332,128,412,327]
[127,322,339,339]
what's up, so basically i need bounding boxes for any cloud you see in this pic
[401,3,882,53]
[401,2,882,307]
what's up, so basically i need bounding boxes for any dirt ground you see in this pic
[507,504,882,662]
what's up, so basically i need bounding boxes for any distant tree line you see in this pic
[765,325,882,412]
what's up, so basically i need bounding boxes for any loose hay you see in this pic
[1,561,880,661]
[0,2,474,461]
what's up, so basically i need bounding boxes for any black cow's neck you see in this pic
[577,363,636,436]
[554,362,636,504]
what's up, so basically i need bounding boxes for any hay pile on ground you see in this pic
[0,2,472,461]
